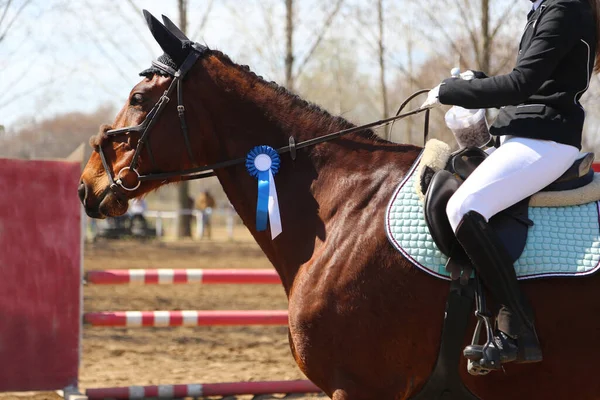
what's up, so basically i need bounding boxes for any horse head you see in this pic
[79,11,215,218]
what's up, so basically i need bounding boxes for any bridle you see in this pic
[97,43,205,195]
[96,42,431,197]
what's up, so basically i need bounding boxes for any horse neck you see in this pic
[189,54,393,294]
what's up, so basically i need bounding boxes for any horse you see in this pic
[78,11,600,400]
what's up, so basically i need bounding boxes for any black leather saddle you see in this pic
[423,146,595,262]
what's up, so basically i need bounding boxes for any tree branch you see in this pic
[223,0,281,79]
[491,51,515,75]
[112,1,155,57]
[490,2,518,40]
[347,4,379,48]
[0,0,31,43]
[0,65,79,110]
[388,56,423,89]
[293,0,344,81]
[418,4,468,65]
[123,0,140,19]
[456,0,481,68]
[0,0,13,30]
[82,0,141,69]
[191,0,215,41]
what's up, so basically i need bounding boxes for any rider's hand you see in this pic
[460,70,476,80]
[420,84,442,109]
[461,70,488,80]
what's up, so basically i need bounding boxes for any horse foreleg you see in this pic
[331,387,401,400]
[331,389,352,400]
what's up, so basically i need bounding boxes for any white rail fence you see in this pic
[145,209,235,238]
[87,208,237,239]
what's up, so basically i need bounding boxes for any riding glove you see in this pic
[421,84,443,109]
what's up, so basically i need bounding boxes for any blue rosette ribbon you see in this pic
[245,145,282,239]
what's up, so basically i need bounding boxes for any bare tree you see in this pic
[284,0,345,91]
[0,0,32,43]
[223,0,345,95]
[378,0,523,145]
[190,0,214,40]
[481,0,491,73]
[177,0,193,238]
[285,0,294,89]
[296,38,381,124]
[343,0,398,139]
[292,0,344,84]
[413,0,519,75]
[0,104,114,160]
[178,0,188,33]
[376,0,390,139]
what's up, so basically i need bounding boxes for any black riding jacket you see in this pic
[439,0,596,150]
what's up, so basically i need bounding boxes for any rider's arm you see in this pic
[438,1,581,109]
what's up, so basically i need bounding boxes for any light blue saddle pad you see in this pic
[386,152,600,281]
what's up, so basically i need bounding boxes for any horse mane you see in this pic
[208,49,388,144]
[137,47,388,144]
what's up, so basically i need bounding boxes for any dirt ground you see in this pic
[2,227,326,400]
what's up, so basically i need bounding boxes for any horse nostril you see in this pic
[78,182,87,204]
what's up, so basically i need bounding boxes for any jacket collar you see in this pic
[532,0,545,11]
[528,0,546,19]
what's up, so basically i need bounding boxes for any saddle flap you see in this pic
[424,170,461,257]
[489,198,531,262]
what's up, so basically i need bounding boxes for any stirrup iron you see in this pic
[466,276,501,376]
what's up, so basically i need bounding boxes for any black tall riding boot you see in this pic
[455,211,543,367]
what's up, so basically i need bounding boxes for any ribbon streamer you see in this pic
[245,146,282,239]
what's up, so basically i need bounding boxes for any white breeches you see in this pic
[446,136,580,232]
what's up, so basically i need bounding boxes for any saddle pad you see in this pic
[386,152,600,281]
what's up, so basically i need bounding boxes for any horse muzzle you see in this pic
[78,180,128,218]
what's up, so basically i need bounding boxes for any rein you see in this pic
[96,43,431,195]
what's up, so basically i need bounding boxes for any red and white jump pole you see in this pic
[84,310,289,327]
[86,268,280,285]
[86,379,321,399]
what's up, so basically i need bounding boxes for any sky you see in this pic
[0,0,529,131]
[0,1,241,128]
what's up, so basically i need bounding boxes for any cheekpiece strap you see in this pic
[176,51,201,78]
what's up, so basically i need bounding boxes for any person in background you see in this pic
[195,190,216,239]
[129,197,148,235]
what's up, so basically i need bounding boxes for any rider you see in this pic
[421,0,599,368]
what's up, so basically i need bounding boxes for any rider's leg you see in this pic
[455,210,541,364]
[447,136,579,232]
[446,136,579,366]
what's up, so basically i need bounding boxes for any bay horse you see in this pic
[78,11,600,400]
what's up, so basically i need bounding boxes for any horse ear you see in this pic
[161,14,189,41]
[143,10,186,62]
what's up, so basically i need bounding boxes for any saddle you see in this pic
[422,146,595,263]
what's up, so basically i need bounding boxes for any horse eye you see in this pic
[131,93,145,105]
